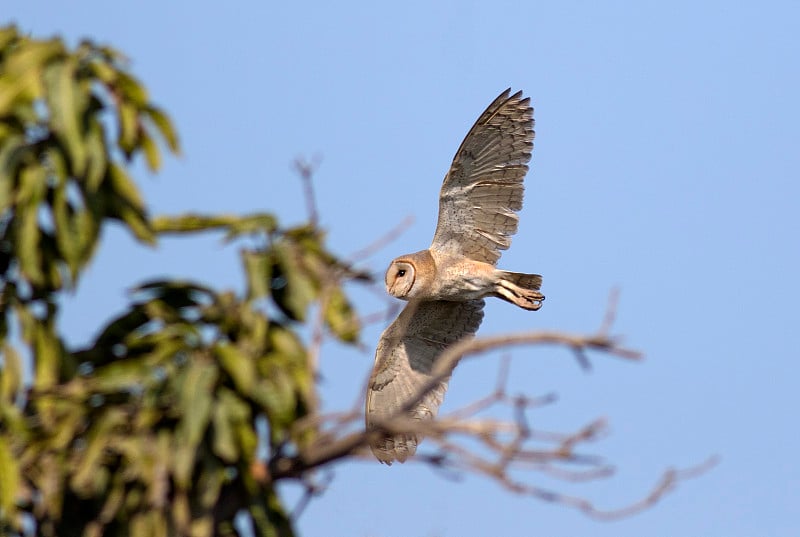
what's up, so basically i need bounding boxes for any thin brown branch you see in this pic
[534,464,615,482]
[397,330,641,419]
[599,286,621,335]
[290,471,334,521]
[262,296,713,522]
[274,328,639,481]
[556,455,720,520]
[556,418,609,456]
[293,155,322,226]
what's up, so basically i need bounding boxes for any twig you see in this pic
[563,455,720,520]
[293,156,321,226]
[290,470,334,521]
[274,328,640,481]
[599,286,621,335]
[265,297,714,522]
[397,330,641,419]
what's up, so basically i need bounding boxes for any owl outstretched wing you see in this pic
[430,89,534,265]
[366,299,485,464]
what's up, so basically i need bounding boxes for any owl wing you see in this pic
[366,298,485,464]
[430,89,534,265]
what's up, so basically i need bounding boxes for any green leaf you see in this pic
[5,38,63,77]
[211,388,250,462]
[112,203,155,244]
[256,371,296,432]
[252,488,295,537]
[144,105,180,154]
[0,344,22,403]
[0,435,20,517]
[48,401,84,451]
[152,213,237,234]
[51,168,81,278]
[222,213,278,240]
[118,101,138,154]
[71,408,127,494]
[17,201,44,286]
[190,516,213,537]
[323,286,359,343]
[34,321,61,390]
[88,56,117,84]
[196,464,226,510]
[107,162,155,244]
[0,144,18,212]
[0,39,63,111]
[90,305,149,351]
[173,359,218,487]
[268,326,306,366]
[139,128,160,172]
[131,509,168,537]
[84,116,109,192]
[13,163,47,285]
[108,161,145,211]
[0,134,25,187]
[75,192,100,265]
[215,342,255,395]
[46,142,69,184]
[116,72,149,107]
[90,359,152,392]
[242,249,271,300]
[271,242,317,321]
[0,26,18,51]
[43,58,88,176]
[15,158,47,204]
[133,279,213,309]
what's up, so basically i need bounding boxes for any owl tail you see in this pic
[494,271,545,311]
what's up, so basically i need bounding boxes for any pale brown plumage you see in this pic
[366,89,544,464]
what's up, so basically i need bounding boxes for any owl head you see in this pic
[384,250,435,299]
[385,260,416,298]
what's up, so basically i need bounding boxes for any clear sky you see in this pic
[8,1,800,536]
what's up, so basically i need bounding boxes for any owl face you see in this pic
[385,260,416,299]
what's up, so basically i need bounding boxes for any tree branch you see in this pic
[268,327,639,480]
[258,295,715,521]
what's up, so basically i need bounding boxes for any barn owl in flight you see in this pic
[366,89,544,464]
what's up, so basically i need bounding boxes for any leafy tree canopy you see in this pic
[0,25,362,537]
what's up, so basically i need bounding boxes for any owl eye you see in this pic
[397,269,406,277]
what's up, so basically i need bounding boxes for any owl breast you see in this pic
[427,252,497,300]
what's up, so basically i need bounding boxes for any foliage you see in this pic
[0,26,362,536]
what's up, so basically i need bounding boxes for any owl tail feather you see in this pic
[369,433,417,465]
[494,271,545,311]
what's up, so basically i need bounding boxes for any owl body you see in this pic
[367,89,544,464]
[386,249,495,301]
[386,248,543,309]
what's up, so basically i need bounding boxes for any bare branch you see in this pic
[581,456,720,520]
[260,297,713,523]
[290,470,335,521]
[396,330,641,419]
[599,286,621,335]
[271,327,640,481]
[293,155,322,226]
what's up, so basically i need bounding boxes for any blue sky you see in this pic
[8,1,800,536]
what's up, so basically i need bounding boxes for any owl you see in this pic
[366,89,544,464]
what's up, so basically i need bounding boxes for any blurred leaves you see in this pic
[0,24,368,537]
[0,24,179,315]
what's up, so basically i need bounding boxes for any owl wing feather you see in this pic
[430,89,534,265]
[366,299,485,464]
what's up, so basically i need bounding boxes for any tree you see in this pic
[0,26,712,537]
